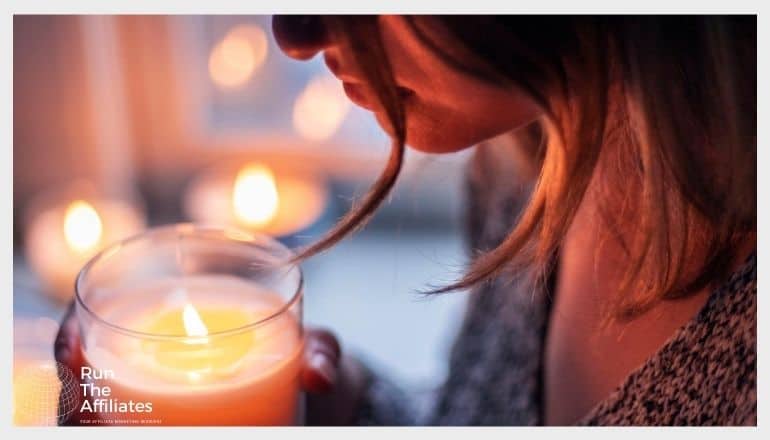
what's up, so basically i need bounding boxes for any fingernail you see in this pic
[309,352,337,385]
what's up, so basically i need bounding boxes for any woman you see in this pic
[56,15,756,425]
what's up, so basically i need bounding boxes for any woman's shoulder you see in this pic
[581,252,757,426]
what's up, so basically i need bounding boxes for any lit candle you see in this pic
[24,193,145,302]
[81,275,302,426]
[75,225,304,426]
[184,162,328,238]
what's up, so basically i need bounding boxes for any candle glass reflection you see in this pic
[74,224,304,426]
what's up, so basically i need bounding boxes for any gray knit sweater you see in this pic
[353,137,757,426]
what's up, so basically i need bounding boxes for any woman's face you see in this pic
[273,15,542,153]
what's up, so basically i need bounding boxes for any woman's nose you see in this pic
[272,15,330,61]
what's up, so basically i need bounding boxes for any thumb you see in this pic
[301,329,341,394]
[54,301,84,373]
[54,301,86,426]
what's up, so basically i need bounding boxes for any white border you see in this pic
[4,2,766,438]
[3,1,764,14]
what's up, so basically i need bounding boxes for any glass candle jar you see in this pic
[74,224,304,426]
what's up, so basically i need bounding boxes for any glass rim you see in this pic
[74,223,304,341]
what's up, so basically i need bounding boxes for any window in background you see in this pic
[168,15,392,161]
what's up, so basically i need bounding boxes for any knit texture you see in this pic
[353,138,756,426]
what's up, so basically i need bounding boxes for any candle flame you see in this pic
[63,200,103,253]
[182,303,209,342]
[232,163,279,228]
[208,25,268,89]
[293,75,351,141]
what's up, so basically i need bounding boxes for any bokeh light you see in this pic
[232,163,279,228]
[63,200,102,253]
[209,24,268,89]
[292,75,351,141]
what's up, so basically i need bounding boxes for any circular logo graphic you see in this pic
[14,361,79,426]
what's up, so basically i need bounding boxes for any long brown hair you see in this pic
[292,15,756,319]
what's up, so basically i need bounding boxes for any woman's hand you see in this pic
[302,329,370,425]
[54,301,87,426]
[54,301,368,426]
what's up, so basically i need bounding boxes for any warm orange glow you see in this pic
[209,25,268,89]
[232,163,279,228]
[63,200,102,253]
[293,75,351,141]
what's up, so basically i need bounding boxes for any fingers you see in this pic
[302,328,341,394]
[54,301,83,372]
[54,300,86,426]
[305,356,370,425]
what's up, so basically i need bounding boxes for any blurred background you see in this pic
[13,15,470,423]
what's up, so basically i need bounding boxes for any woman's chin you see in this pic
[404,127,477,154]
[369,104,476,153]
[406,141,471,154]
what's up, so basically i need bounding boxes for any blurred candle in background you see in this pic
[23,183,145,302]
[63,201,103,253]
[232,163,280,228]
[184,162,328,240]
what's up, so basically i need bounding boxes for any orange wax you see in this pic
[80,275,303,426]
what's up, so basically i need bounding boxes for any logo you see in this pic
[13,361,79,426]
